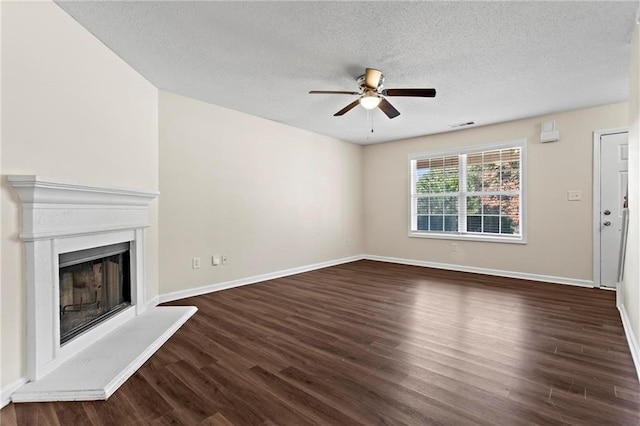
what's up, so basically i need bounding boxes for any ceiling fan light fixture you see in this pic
[359,94,381,110]
[309,67,436,119]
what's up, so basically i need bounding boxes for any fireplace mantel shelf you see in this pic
[12,306,197,402]
[8,175,159,241]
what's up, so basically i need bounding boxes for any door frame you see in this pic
[592,128,628,290]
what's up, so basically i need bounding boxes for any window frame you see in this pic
[408,139,527,244]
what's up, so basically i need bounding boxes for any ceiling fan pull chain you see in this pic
[366,110,372,141]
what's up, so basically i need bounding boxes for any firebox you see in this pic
[59,242,131,345]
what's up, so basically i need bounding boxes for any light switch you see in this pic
[568,190,581,201]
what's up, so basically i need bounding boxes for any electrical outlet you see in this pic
[451,243,458,252]
[212,255,220,266]
[192,257,201,269]
[221,255,228,265]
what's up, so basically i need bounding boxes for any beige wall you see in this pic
[623,25,640,352]
[363,103,628,282]
[158,91,363,295]
[1,1,158,388]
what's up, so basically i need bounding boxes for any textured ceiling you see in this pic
[56,1,638,145]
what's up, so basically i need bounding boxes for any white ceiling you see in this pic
[56,1,638,145]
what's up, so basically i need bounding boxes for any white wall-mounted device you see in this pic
[540,120,560,143]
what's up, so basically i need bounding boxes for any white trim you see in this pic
[593,131,602,287]
[408,139,527,244]
[159,255,364,304]
[1,378,28,409]
[459,154,468,233]
[7,175,158,241]
[363,254,595,288]
[617,276,623,307]
[408,231,526,244]
[592,128,628,289]
[18,224,151,242]
[7,175,159,205]
[619,303,640,382]
[144,295,160,312]
[159,253,597,306]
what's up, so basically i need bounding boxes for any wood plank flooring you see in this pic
[2,260,639,425]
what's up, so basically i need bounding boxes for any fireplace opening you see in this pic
[59,242,131,345]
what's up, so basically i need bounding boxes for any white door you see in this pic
[599,132,628,288]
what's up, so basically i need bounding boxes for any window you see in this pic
[409,140,525,242]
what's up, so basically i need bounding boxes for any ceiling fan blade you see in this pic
[382,88,436,97]
[378,98,400,119]
[309,90,360,95]
[364,68,382,89]
[334,99,360,116]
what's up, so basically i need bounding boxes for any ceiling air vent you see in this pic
[449,121,475,128]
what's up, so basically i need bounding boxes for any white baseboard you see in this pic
[617,280,623,308]
[619,303,640,382]
[159,255,364,304]
[144,295,160,312]
[362,254,595,288]
[1,377,28,409]
[159,254,595,305]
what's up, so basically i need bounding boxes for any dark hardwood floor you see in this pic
[2,260,639,425]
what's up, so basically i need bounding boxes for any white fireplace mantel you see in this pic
[8,175,196,402]
[8,175,159,240]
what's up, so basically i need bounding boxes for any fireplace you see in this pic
[8,175,160,381]
[9,175,196,403]
[59,243,131,345]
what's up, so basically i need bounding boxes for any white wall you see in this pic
[363,103,628,283]
[1,1,158,389]
[622,24,640,362]
[158,91,363,295]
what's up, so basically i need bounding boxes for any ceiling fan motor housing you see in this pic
[357,73,385,92]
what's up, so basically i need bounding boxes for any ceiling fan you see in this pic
[309,68,436,119]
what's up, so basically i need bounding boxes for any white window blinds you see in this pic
[410,142,524,240]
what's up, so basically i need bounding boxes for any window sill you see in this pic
[409,231,526,244]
